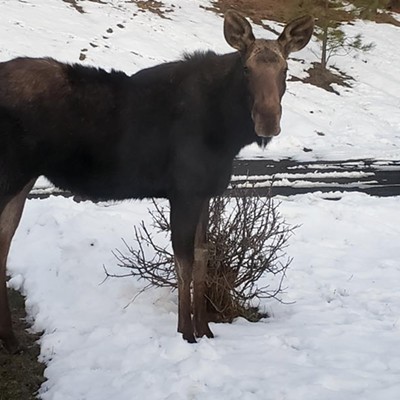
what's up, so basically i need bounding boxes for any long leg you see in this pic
[193,199,213,338]
[169,195,207,343]
[0,180,35,353]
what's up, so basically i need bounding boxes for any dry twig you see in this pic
[112,189,295,322]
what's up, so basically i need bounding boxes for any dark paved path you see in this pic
[231,159,400,197]
[28,159,400,199]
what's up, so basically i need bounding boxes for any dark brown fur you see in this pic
[0,58,69,105]
[0,12,313,351]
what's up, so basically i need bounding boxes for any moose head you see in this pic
[224,11,314,137]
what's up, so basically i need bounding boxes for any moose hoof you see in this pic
[182,332,197,343]
[195,325,214,339]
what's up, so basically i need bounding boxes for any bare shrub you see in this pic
[112,189,295,323]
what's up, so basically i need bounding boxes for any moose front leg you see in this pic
[193,200,213,339]
[173,254,194,342]
[169,196,209,343]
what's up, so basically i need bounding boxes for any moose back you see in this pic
[0,11,313,352]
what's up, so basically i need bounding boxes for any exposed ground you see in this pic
[210,0,400,26]
[0,290,45,400]
[1,1,399,399]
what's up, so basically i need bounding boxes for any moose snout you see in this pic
[251,105,282,137]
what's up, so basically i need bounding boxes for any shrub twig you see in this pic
[112,189,295,322]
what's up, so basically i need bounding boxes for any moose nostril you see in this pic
[251,109,282,137]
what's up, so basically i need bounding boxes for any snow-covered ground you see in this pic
[1,1,400,399]
[8,194,400,400]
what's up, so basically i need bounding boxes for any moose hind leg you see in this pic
[0,180,35,353]
[193,200,213,339]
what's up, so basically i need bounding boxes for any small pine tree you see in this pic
[313,0,374,70]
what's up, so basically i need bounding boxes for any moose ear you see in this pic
[224,10,255,53]
[278,15,314,57]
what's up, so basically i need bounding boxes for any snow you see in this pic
[1,1,400,399]
[8,194,400,399]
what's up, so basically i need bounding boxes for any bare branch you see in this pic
[110,187,295,323]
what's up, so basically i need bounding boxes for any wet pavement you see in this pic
[231,159,400,197]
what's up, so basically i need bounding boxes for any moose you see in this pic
[0,11,313,352]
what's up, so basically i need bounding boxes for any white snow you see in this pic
[1,1,400,399]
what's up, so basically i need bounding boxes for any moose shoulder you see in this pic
[0,11,313,352]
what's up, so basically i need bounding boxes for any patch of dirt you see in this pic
[373,11,400,25]
[62,0,110,13]
[0,289,45,400]
[130,1,174,19]
[210,0,400,26]
[209,0,353,25]
[300,63,353,94]
[64,0,176,18]
[62,0,84,13]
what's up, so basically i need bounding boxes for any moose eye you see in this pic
[243,66,250,76]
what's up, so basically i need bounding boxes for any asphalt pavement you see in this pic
[231,159,400,197]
